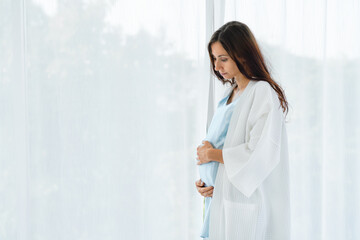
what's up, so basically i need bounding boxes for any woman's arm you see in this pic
[196,141,224,164]
[208,149,224,164]
[221,83,285,198]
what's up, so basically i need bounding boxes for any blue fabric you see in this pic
[199,90,240,238]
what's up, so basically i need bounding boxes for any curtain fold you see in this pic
[1,0,207,239]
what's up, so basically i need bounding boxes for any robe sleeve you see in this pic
[222,83,284,198]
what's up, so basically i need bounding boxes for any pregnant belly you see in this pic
[198,161,220,187]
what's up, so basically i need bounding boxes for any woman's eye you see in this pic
[213,58,227,62]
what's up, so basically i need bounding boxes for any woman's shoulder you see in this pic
[252,80,273,93]
[222,80,276,101]
[251,80,278,100]
[250,80,282,109]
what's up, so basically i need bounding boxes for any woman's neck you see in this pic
[234,76,250,92]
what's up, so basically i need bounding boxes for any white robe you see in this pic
[208,80,290,240]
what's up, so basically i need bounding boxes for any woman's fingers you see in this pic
[201,187,214,197]
[195,179,214,197]
[201,189,214,197]
[196,184,205,192]
[203,186,214,193]
[195,179,204,187]
[198,186,213,194]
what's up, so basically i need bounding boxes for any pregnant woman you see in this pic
[196,21,291,240]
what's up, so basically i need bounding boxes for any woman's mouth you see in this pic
[220,72,227,76]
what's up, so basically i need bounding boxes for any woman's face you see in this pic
[211,41,243,80]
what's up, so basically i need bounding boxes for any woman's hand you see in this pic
[195,179,214,198]
[196,140,214,165]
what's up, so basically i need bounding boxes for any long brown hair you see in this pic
[207,21,289,116]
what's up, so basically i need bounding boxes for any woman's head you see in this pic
[208,21,259,84]
[207,21,289,115]
[210,41,245,82]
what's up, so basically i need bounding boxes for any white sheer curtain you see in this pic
[1,0,360,240]
[1,0,207,239]
[208,0,360,239]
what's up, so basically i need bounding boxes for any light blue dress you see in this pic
[199,89,240,238]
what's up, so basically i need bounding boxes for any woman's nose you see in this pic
[214,61,221,71]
